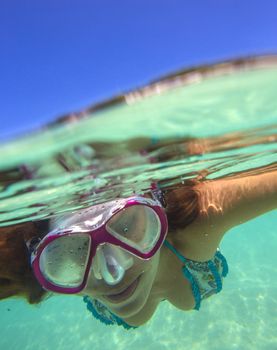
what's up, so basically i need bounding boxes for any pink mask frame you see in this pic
[31,195,168,294]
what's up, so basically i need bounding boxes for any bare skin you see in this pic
[85,168,277,327]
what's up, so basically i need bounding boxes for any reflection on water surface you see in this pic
[0,124,276,227]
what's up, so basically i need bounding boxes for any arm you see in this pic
[197,165,277,232]
[177,165,276,261]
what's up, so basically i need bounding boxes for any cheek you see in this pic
[132,249,160,275]
[136,252,160,290]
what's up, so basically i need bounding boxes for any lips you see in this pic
[103,275,141,303]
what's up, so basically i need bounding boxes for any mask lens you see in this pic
[39,234,90,287]
[106,205,161,253]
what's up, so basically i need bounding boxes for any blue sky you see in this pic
[1,0,277,140]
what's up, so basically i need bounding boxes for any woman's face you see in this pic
[80,199,164,318]
[82,248,161,319]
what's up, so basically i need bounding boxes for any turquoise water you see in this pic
[0,59,276,349]
[0,213,276,350]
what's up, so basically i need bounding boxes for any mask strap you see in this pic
[150,182,166,208]
[25,220,49,254]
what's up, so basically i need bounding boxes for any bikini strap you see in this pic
[163,239,187,264]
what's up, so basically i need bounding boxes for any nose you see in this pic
[92,244,134,285]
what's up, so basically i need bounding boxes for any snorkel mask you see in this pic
[30,194,168,294]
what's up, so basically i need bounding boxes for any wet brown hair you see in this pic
[0,222,47,304]
[163,179,200,231]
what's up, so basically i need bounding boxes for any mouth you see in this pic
[103,275,141,303]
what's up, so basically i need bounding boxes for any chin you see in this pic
[112,274,153,318]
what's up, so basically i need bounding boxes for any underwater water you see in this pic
[0,57,276,350]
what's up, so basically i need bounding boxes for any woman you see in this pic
[0,130,276,330]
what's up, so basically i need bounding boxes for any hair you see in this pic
[163,179,200,232]
[0,222,47,304]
